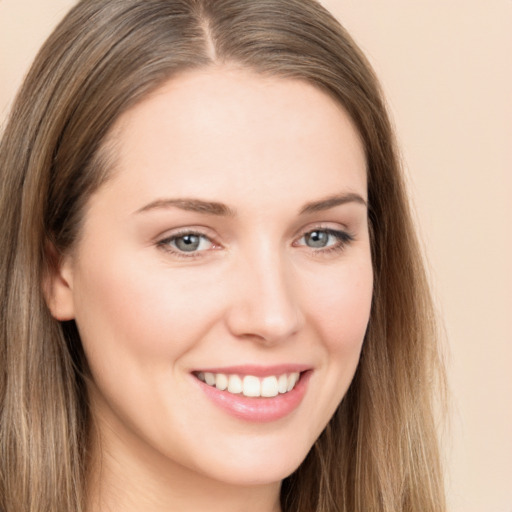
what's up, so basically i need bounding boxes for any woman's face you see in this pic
[49,68,372,487]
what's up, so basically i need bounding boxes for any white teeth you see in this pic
[261,376,279,397]
[243,375,261,397]
[287,372,299,392]
[278,374,288,394]
[197,371,301,397]
[227,374,243,394]
[215,373,228,391]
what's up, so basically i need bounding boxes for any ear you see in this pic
[42,242,76,321]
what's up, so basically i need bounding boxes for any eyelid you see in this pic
[155,225,217,243]
[292,221,351,240]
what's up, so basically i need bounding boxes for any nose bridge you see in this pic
[226,240,303,343]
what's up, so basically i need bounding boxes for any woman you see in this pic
[0,0,446,511]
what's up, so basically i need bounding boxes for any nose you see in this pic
[225,246,304,345]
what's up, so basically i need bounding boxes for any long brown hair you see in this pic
[0,1,446,510]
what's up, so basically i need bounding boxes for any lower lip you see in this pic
[194,371,312,423]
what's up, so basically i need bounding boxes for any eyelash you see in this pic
[294,228,355,256]
[157,227,354,259]
[157,230,217,259]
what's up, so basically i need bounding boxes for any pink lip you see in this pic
[192,368,312,423]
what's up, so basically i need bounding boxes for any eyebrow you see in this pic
[134,192,366,217]
[299,192,367,214]
[134,198,235,216]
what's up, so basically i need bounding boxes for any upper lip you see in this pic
[191,364,311,377]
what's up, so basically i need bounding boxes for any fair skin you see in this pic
[46,67,372,512]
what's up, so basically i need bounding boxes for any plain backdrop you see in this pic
[1,1,511,511]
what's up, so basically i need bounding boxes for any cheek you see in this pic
[295,256,372,435]
[70,250,230,448]
[72,248,227,365]
[304,258,373,354]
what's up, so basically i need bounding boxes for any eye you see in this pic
[158,232,214,254]
[304,230,332,248]
[295,228,353,251]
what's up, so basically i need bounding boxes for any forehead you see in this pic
[99,67,367,211]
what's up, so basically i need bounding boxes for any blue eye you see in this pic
[160,232,213,254]
[298,228,353,251]
[304,230,331,248]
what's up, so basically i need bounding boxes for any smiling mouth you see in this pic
[194,371,301,398]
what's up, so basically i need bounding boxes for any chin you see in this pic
[190,440,310,487]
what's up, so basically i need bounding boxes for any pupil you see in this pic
[306,231,328,248]
[176,235,200,252]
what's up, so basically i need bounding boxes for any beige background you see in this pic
[1,1,511,511]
